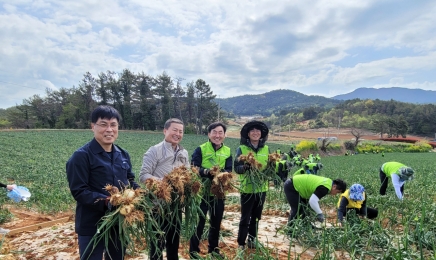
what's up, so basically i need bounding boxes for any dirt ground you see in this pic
[1,192,346,260]
[0,125,427,259]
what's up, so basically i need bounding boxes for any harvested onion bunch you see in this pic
[144,165,203,244]
[238,152,283,192]
[210,171,234,199]
[87,185,156,258]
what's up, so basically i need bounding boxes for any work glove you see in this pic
[203,168,214,179]
[316,213,325,222]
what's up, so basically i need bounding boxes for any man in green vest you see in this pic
[189,122,232,259]
[304,162,323,175]
[284,174,346,226]
[234,120,270,250]
[379,161,415,200]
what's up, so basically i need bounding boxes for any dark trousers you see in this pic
[343,207,378,219]
[149,209,182,260]
[284,179,309,223]
[189,196,225,256]
[237,192,266,246]
[379,170,404,195]
[78,231,124,260]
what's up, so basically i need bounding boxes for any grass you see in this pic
[0,130,435,259]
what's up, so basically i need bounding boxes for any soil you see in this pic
[1,193,344,260]
[0,125,428,259]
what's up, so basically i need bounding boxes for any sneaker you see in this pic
[0,227,10,234]
[238,245,245,251]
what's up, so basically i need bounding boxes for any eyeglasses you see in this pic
[95,122,119,129]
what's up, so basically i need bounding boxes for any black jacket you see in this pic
[66,138,139,235]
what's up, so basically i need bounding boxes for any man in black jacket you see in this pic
[66,106,139,260]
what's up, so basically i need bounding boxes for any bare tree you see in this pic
[318,138,331,152]
[351,128,364,148]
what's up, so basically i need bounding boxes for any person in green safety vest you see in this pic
[337,183,378,227]
[315,153,321,162]
[308,154,314,163]
[274,160,289,184]
[189,122,232,259]
[234,120,270,250]
[304,162,323,175]
[284,174,346,227]
[379,162,415,200]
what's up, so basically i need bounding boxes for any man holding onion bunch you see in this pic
[66,105,140,260]
[139,118,190,260]
[189,122,233,259]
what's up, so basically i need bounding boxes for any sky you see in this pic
[1,0,436,109]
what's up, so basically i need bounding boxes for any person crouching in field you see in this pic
[379,161,415,200]
[304,162,323,175]
[284,174,346,228]
[66,105,140,260]
[189,122,233,259]
[337,184,378,227]
[234,120,270,250]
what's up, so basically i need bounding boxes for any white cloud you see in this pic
[1,0,436,109]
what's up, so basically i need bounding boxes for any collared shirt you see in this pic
[139,140,190,182]
[66,138,139,235]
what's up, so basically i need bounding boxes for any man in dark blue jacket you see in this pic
[66,105,139,260]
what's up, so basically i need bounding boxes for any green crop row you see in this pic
[0,130,435,258]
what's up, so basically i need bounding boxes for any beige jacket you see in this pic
[139,140,190,182]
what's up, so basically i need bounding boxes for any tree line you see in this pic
[1,74,435,138]
[1,69,220,133]
[264,98,436,138]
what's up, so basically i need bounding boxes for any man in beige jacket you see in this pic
[140,118,190,260]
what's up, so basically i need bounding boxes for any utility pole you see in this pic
[217,95,220,121]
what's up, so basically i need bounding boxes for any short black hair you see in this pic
[333,179,347,193]
[91,105,121,123]
[207,122,227,133]
[164,118,184,129]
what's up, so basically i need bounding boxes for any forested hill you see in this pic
[216,89,341,116]
[332,87,436,104]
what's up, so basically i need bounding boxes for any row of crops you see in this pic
[0,130,435,258]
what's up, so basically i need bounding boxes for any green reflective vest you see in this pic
[292,174,332,199]
[239,145,269,193]
[382,162,406,178]
[200,141,231,169]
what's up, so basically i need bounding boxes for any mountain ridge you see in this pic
[332,87,436,103]
[217,87,436,116]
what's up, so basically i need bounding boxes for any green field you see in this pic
[0,130,286,213]
[0,130,435,259]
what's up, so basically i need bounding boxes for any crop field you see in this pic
[0,130,435,259]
